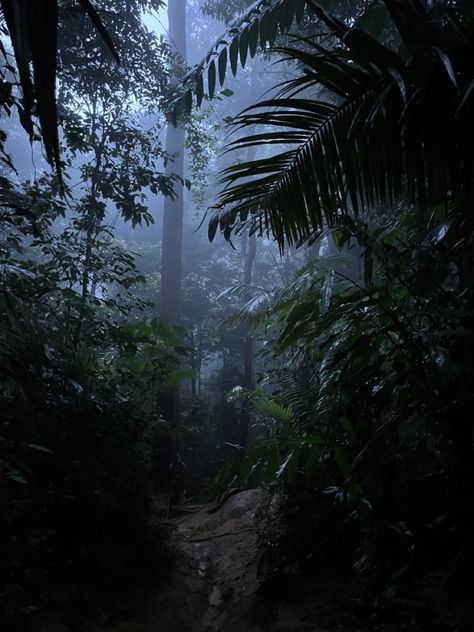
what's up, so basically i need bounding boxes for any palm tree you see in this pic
[206,0,474,249]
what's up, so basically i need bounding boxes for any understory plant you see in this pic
[0,181,189,629]
[224,211,474,627]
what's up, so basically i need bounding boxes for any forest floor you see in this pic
[88,488,375,632]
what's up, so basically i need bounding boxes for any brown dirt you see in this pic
[94,489,363,632]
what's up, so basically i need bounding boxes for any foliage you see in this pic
[0,3,189,625]
[0,0,123,173]
[218,209,474,626]
[178,0,380,113]
[0,174,189,627]
[209,0,474,248]
[179,0,312,110]
[184,107,221,212]
[200,7,474,621]
[2,1,474,630]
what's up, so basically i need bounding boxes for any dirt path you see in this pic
[28,490,413,632]
[101,488,359,632]
[107,488,267,632]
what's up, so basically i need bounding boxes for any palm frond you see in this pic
[1,0,60,171]
[209,3,474,249]
[218,283,273,330]
[174,0,404,116]
[172,0,311,115]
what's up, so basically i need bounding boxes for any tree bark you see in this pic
[239,231,257,447]
[159,0,187,429]
[161,0,186,323]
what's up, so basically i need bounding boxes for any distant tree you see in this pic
[160,0,187,325]
[159,0,187,433]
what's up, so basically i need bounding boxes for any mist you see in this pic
[1,1,474,631]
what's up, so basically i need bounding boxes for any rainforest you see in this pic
[1,1,473,631]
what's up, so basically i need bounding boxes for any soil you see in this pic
[97,489,363,632]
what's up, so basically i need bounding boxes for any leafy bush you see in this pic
[0,189,189,628]
[222,212,474,628]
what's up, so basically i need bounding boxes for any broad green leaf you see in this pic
[339,417,358,446]
[208,60,216,99]
[249,18,259,58]
[6,470,29,485]
[184,89,192,113]
[355,3,388,39]
[27,443,53,454]
[218,47,227,85]
[276,452,294,478]
[196,71,204,106]
[239,27,249,68]
[229,37,239,76]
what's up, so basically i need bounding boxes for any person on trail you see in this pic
[166,454,187,518]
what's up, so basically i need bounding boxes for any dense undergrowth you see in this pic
[0,186,188,628]
[198,2,474,628]
[231,212,474,629]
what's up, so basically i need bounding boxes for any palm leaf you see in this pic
[174,0,416,116]
[174,0,313,116]
[209,4,474,249]
[217,283,274,330]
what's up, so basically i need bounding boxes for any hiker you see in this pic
[166,454,187,517]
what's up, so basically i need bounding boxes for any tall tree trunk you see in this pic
[190,325,197,395]
[160,0,186,431]
[161,131,185,323]
[239,231,257,447]
[238,139,258,447]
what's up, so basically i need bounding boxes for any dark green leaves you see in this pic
[209,3,474,250]
[196,71,204,106]
[0,0,119,177]
[208,60,216,99]
[1,0,60,172]
[77,0,120,63]
[229,36,239,76]
[239,27,250,68]
[218,47,227,85]
[355,1,388,39]
[178,0,316,115]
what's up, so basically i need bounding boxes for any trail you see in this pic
[104,489,360,632]
[108,488,266,632]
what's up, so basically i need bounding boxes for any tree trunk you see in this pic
[160,0,186,323]
[159,0,186,430]
[239,231,257,447]
[160,124,185,323]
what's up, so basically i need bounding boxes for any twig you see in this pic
[182,527,254,543]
